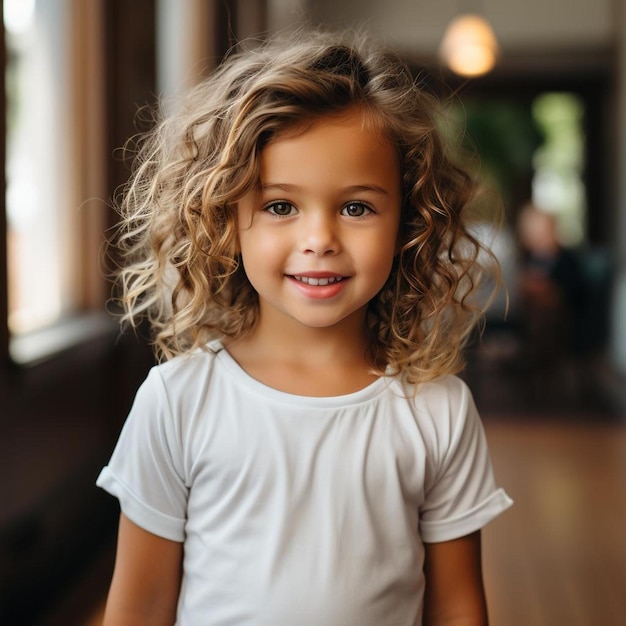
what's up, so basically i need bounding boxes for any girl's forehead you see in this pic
[254,109,401,198]
[268,106,391,147]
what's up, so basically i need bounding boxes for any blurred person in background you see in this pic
[516,202,587,369]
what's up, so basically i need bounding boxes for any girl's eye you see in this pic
[342,202,372,218]
[265,201,296,217]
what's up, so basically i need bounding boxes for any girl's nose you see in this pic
[301,213,340,256]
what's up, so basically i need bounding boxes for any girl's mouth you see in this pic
[288,274,349,299]
[292,275,345,286]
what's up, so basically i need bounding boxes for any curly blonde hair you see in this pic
[113,28,499,383]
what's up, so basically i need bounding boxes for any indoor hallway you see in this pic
[3,1,626,625]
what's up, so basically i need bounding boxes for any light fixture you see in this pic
[439,13,499,77]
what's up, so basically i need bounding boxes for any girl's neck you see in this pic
[225,315,378,397]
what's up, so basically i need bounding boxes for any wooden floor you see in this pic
[42,342,626,626]
[482,419,626,626]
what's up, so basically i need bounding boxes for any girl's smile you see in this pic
[237,108,402,333]
[291,273,345,286]
[289,272,349,299]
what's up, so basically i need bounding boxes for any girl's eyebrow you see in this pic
[261,182,392,196]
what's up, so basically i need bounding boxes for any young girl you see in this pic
[97,29,512,625]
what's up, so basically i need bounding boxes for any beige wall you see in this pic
[307,0,615,55]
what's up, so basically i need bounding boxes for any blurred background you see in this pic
[0,0,625,624]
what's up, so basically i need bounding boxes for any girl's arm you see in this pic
[102,513,183,626]
[423,530,489,626]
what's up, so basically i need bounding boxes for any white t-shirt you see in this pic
[97,342,512,625]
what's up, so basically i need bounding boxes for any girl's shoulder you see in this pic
[395,373,479,435]
[154,339,224,371]
[147,340,225,389]
[403,373,473,409]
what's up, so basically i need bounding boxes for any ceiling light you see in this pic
[439,13,499,77]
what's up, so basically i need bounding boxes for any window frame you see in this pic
[2,0,114,367]
[1,0,268,368]
[0,1,8,372]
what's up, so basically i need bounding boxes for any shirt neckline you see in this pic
[209,340,392,409]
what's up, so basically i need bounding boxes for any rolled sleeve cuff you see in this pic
[420,488,513,543]
[96,467,186,542]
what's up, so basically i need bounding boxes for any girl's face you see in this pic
[237,109,401,335]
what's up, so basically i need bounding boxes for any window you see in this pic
[531,92,587,247]
[4,0,108,359]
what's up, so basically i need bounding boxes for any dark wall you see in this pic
[0,333,155,624]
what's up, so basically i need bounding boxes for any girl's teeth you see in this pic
[295,276,342,286]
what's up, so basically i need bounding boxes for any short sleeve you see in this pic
[96,368,188,541]
[419,378,512,543]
